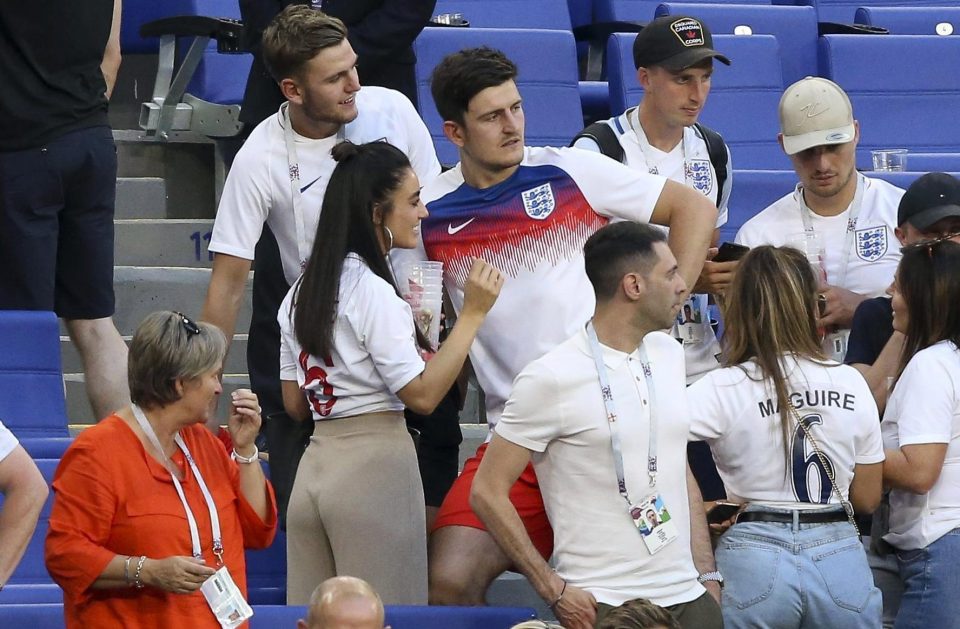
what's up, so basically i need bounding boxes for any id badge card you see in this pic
[629,494,678,555]
[200,566,254,628]
[672,294,707,345]
[823,330,848,362]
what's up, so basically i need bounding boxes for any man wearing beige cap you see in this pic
[735,77,903,361]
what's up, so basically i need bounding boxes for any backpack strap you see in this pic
[693,122,728,208]
[571,121,626,164]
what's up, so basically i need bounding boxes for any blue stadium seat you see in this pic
[414,28,584,165]
[819,35,960,170]
[892,153,960,174]
[567,0,594,28]
[0,604,65,628]
[870,170,960,192]
[245,530,286,605]
[432,0,572,29]
[854,6,960,36]
[606,33,788,169]
[654,3,817,86]
[788,0,949,26]
[725,169,796,243]
[0,459,61,604]
[0,311,69,439]
[595,0,769,23]
[250,604,537,628]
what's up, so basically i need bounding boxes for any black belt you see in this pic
[737,510,847,524]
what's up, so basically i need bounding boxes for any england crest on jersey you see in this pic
[684,159,713,195]
[856,226,888,262]
[521,183,556,220]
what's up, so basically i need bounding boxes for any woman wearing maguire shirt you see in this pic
[278,141,502,605]
[687,246,883,628]
[882,239,960,629]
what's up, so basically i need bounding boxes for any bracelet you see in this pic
[134,555,147,589]
[231,444,259,464]
[548,580,567,608]
[123,555,133,586]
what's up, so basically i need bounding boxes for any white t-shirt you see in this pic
[688,355,884,508]
[278,254,425,420]
[396,146,666,426]
[496,329,703,607]
[209,86,441,285]
[0,419,18,462]
[575,109,731,383]
[735,175,903,299]
[882,341,960,550]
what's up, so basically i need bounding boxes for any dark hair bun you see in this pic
[331,140,360,162]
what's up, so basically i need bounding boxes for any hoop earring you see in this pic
[383,225,394,250]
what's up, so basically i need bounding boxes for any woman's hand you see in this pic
[228,388,261,455]
[141,556,217,594]
[460,258,504,319]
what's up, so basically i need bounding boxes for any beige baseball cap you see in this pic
[778,77,856,155]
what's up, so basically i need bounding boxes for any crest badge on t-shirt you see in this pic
[521,183,556,220]
[684,159,713,195]
[855,226,888,262]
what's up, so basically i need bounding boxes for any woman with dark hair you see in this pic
[278,140,502,605]
[686,245,883,628]
[881,239,960,629]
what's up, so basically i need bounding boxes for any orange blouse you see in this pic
[45,416,277,629]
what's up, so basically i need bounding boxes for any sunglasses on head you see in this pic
[174,311,201,336]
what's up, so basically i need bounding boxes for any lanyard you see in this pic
[585,322,659,508]
[798,172,866,289]
[628,108,698,190]
[132,405,224,564]
[280,102,346,273]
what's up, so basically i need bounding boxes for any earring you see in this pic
[383,225,394,249]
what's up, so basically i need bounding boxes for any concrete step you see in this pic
[115,219,215,267]
[489,572,555,621]
[116,177,167,219]
[61,334,249,375]
[65,373,250,425]
[57,266,252,336]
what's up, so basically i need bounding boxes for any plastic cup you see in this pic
[871,149,908,172]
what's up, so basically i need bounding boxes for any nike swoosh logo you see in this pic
[447,218,476,235]
[300,175,323,193]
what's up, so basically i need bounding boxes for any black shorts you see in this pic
[0,125,117,319]
[405,386,463,507]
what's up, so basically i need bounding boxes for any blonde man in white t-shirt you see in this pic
[0,420,48,592]
[473,222,721,629]
[736,77,904,362]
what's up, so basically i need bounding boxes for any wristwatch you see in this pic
[697,571,724,588]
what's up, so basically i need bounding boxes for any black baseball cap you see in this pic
[897,172,960,230]
[633,16,731,71]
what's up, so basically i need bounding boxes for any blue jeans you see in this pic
[717,507,881,628]
[894,527,960,629]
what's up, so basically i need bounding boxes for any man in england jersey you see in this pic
[736,77,903,362]
[413,47,718,605]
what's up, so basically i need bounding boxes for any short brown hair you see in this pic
[430,46,518,125]
[128,311,226,409]
[262,5,348,83]
[598,598,681,629]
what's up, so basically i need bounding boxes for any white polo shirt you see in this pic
[398,146,666,427]
[735,175,903,299]
[0,419,18,462]
[209,86,441,285]
[278,254,425,420]
[882,341,960,551]
[688,355,884,508]
[495,329,703,608]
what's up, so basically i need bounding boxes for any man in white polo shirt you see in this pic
[736,77,903,361]
[0,420,49,591]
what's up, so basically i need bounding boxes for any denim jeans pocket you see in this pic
[717,540,780,610]
[813,541,876,612]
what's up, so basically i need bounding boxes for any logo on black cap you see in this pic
[671,18,705,48]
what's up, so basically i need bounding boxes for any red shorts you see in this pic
[432,442,554,559]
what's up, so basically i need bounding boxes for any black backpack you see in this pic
[571,117,728,208]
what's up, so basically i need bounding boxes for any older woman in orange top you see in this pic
[45,311,277,628]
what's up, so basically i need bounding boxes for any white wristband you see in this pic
[231,445,259,464]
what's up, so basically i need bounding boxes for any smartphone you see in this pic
[714,242,750,263]
[706,501,743,524]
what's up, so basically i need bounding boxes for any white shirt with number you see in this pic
[495,329,703,608]
[278,254,425,420]
[0,419,18,462]
[209,86,441,285]
[393,146,667,427]
[882,341,960,550]
[687,355,884,508]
